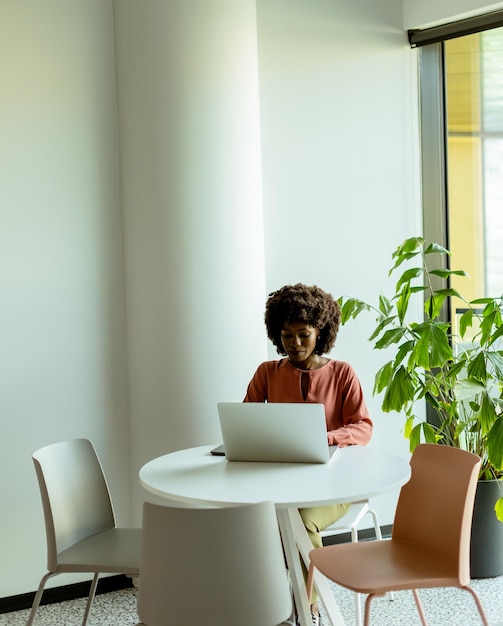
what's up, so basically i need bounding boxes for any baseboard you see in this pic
[0,574,133,614]
[322,524,392,546]
[1,526,392,614]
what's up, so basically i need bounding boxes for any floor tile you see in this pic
[1,576,502,625]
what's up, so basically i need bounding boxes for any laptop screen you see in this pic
[216,402,337,464]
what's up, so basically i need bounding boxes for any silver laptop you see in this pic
[214,402,338,464]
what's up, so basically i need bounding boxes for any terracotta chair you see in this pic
[320,499,392,626]
[28,439,141,626]
[307,444,489,626]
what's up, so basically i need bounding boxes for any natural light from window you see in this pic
[445,29,503,302]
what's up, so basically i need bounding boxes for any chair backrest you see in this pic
[392,443,481,585]
[32,438,116,571]
[138,500,293,626]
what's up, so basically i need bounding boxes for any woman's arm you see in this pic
[327,418,373,447]
[243,363,268,402]
[325,362,373,447]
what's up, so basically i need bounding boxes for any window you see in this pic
[445,28,503,301]
[415,16,503,332]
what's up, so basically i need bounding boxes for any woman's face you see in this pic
[280,321,320,368]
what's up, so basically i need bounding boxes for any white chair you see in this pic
[320,500,391,626]
[320,500,382,544]
[27,438,141,626]
[137,500,295,626]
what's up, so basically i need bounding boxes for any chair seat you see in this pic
[55,528,141,574]
[310,539,460,595]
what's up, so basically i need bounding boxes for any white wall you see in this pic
[404,0,503,29]
[0,1,130,596]
[256,0,418,525]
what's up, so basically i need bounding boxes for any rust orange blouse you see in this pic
[244,358,372,447]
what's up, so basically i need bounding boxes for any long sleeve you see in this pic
[243,359,372,447]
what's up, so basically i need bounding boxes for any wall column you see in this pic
[114,0,267,516]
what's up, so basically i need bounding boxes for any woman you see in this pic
[244,283,373,625]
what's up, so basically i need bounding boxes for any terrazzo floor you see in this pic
[1,575,502,626]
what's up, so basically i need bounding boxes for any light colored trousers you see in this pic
[299,503,350,604]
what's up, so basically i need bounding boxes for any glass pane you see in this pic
[484,138,503,295]
[445,28,503,307]
[482,29,503,132]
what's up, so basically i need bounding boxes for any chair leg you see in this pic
[363,594,374,626]
[26,572,57,626]
[462,586,489,626]
[368,508,382,541]
[81,573,100,626]
[354,591,363,626]
[285,569,297,625]
[349,510,362,625]
[367,508,394,603]
[412,589,429,626]
[350,523,364,625]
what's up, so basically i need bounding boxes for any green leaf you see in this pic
[487,415,503,470]
[454,420,468,439]
[470,298,495,304]
[390,237,423,273]
[396,283,411,324]
[454,378,485,402]
[373,361,394,394]
[338,298,352,324]
[480,310,499,345]
[487,351,503,378]
[378,294,392,316]
[429,323,454,366]
[467,352,487,382]
[488,324,503,347]
[445,358,467,379]
[425,292,447,320]
[381,365,416,412]
[339,298,366,324]
[408,423,423,450]
[353,300,372,317]
[410,286,427,294]
[411,322,452,368]
[395,267,423,291]
[404,414,415,440]
[424,242,450,255]
[394,340,415,366]
[459,309,474,338]
[424,389,441,411]
[429,269,468,279]
[495,497,503,523]
[478,391,498,435]
[432,287,464,298]
[374,327,407,349]
[407,421,439,450]
[411,329,432,368]
[368,316,397,342]
[400,236,425,253]
[421,421,440,444]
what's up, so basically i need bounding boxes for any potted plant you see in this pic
[338,236,503,576]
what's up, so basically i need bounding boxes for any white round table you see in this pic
[140,444,411,626]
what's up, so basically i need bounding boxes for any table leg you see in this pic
[288,508,347,626]
[276,509,312,626]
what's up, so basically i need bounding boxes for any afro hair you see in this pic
[264,283,341,356]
